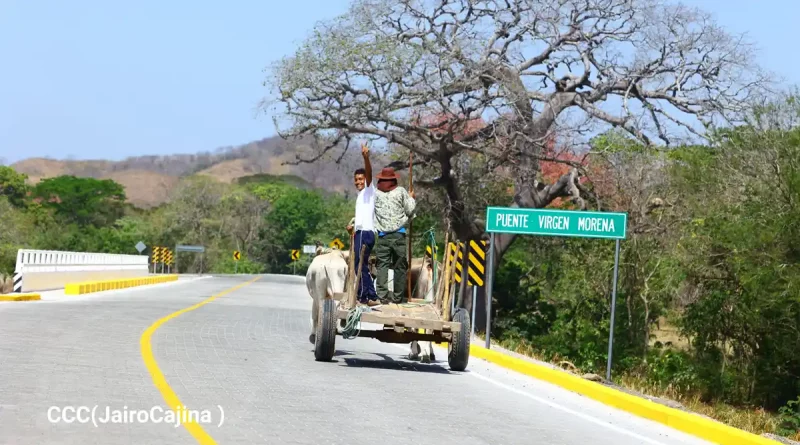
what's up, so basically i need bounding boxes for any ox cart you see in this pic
[312,240,471,372]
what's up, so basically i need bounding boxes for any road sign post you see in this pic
[290,249,300,275]
[233,251,241,274]
[152,246,161,274]
[175,245,206,274]
[607,238,621,381]
[485,206,627,380]
[449,240,487,287]
[485,232,495,349]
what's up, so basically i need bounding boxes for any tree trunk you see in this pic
[473,285,488,336]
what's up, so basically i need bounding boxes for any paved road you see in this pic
[0,275,714,445]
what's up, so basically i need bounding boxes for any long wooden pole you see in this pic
[407,151,413,301]
[346,232,356,309]
[434,229,450,311]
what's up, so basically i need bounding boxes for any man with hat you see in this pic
[373,166,416,304]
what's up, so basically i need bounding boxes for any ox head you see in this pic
[323,250,349,298]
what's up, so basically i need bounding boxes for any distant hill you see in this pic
[10,136,390,208]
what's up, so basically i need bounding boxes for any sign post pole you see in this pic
[485,232,495,349]
[233,251,240,274]
[175,245,206,275]
[606,238,621,381]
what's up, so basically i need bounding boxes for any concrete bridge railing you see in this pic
[13,249,149,292]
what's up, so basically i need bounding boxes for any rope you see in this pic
[341,305,370,340]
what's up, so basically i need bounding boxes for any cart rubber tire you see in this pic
[448,307,471,371]
[314,299,337,361]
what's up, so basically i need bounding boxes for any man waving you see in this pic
[346,143,381,307]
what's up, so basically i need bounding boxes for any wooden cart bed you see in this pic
[333,300,462,333]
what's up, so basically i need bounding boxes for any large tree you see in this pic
[32,175,127,228]
[263,0,770,307]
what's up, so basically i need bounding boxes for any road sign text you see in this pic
[486,207,626,240]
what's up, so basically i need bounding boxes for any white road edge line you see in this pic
[386,343,670,445]
[468,371,668,445]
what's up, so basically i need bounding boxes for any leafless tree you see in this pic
[219,188,271,256]
[262,0,771,280]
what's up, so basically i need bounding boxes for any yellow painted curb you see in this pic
[141,276,262,444]
[0,293,41,301]
[469,344,781,445]
[64,275,179,295]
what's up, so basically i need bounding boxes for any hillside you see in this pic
[10,136,390,208]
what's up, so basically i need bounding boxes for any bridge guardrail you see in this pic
[13,249,149,293]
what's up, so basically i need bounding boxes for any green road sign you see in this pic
[486,207,627,239]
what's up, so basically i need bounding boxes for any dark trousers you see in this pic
[353,230,377,302]
[375,231,408,303]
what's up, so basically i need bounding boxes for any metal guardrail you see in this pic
[12,249,149,293]
[14,249,148,274]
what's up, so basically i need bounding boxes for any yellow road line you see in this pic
[140,275,262,445]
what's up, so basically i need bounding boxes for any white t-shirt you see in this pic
[354,183,376,231]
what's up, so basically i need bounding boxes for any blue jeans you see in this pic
[353,230,378,302]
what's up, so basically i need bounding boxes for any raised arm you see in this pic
[362,143,372,187]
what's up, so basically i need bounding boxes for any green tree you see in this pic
[32,175,126,228]
[0,166,30,207]
[261,187,325,272]
[0,196,35,273]
[667,96,800,409]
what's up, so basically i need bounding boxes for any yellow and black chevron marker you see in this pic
[290,249,300,261]
[425,244,438,260]
[330,238,344,250]
[165,249,173,265]
[448,240,487,287]
[152,246,162,264]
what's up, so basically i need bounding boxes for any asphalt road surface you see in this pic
[0,275,715,445]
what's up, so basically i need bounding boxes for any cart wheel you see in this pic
[314,298,337,361]
[448,307,470,371]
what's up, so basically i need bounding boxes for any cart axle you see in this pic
[339,327,452,344]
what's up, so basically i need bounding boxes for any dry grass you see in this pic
[11,158,74,183]
[196,159,267,183]
[494,337,800,441]
[102,170,181,209]
[617,373,796,439]
[650,316,692,350]
[0,274,12,293]
[9,135,371,208]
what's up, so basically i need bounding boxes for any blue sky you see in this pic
[0,0,797,165]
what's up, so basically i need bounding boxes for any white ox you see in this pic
[306,247,442,363]
[305,248,349,345]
